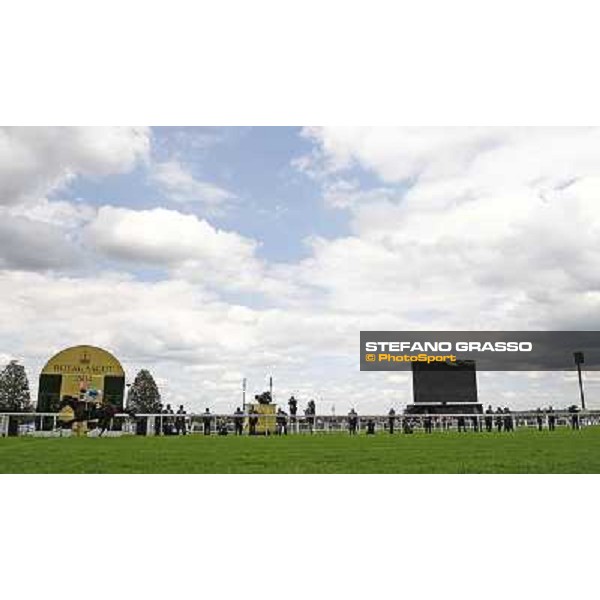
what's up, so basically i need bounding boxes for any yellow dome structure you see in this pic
[37,345,125,412]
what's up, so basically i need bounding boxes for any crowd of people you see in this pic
[152,403,189,435]
[376,404,583,434]
[54,395,587,437]
[146,399,587,436]
[146,396,318,436]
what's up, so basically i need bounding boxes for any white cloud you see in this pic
[0,126,150,205]
[0,198,96,271]
[0,127,149,272]
[84,205,304,298]
[0,197,96,272]
[295,127,600,333]
[87,206,254,264]
[86,206,264,291]
[151,160,233,209]
[5,197,96,229]
[303,127,600,187]
[0,215,78,271]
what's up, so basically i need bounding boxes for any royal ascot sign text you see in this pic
[360,331,600,371]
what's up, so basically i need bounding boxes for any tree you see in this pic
[0,360,32,412]
[127,369,161,412]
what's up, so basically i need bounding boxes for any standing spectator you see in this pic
[424,415,433,434]
[348,408,358,435]
[288,396,298,419]
[569,405,580,430]
[276,408,288,435]
[536,408,544,432]
[548,406,556,431]
[249,407,259,436]
[503,408,514,432]
[162,404,173,435]
[288,396,298,433]
[202,408,212,436]
[387,408,396,434]
[484,405,493,432]
[366,419,376,435]
[495,407,504,432]
[457,416,467,433]
[303,405,311,434]
[233,407,244,435]
[305,400,316,434]
[167,404,175,434]
[175,405,187,435]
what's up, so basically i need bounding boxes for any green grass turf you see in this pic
[1,428,599,473]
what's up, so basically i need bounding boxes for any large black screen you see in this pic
[412,361,478,404]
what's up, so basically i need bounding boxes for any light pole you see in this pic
[573,351,585,410]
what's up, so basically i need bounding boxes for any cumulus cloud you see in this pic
[83,205,302,299]
[87,206,253,264]
[0,126,150,205]
[85,206,266,291]
[0,215,78,271]
[0,198,95,273]
[295,127,600,333]
[302,127,600,187]
[0,127,150,272]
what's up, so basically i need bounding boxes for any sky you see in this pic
[1,126,600,413]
